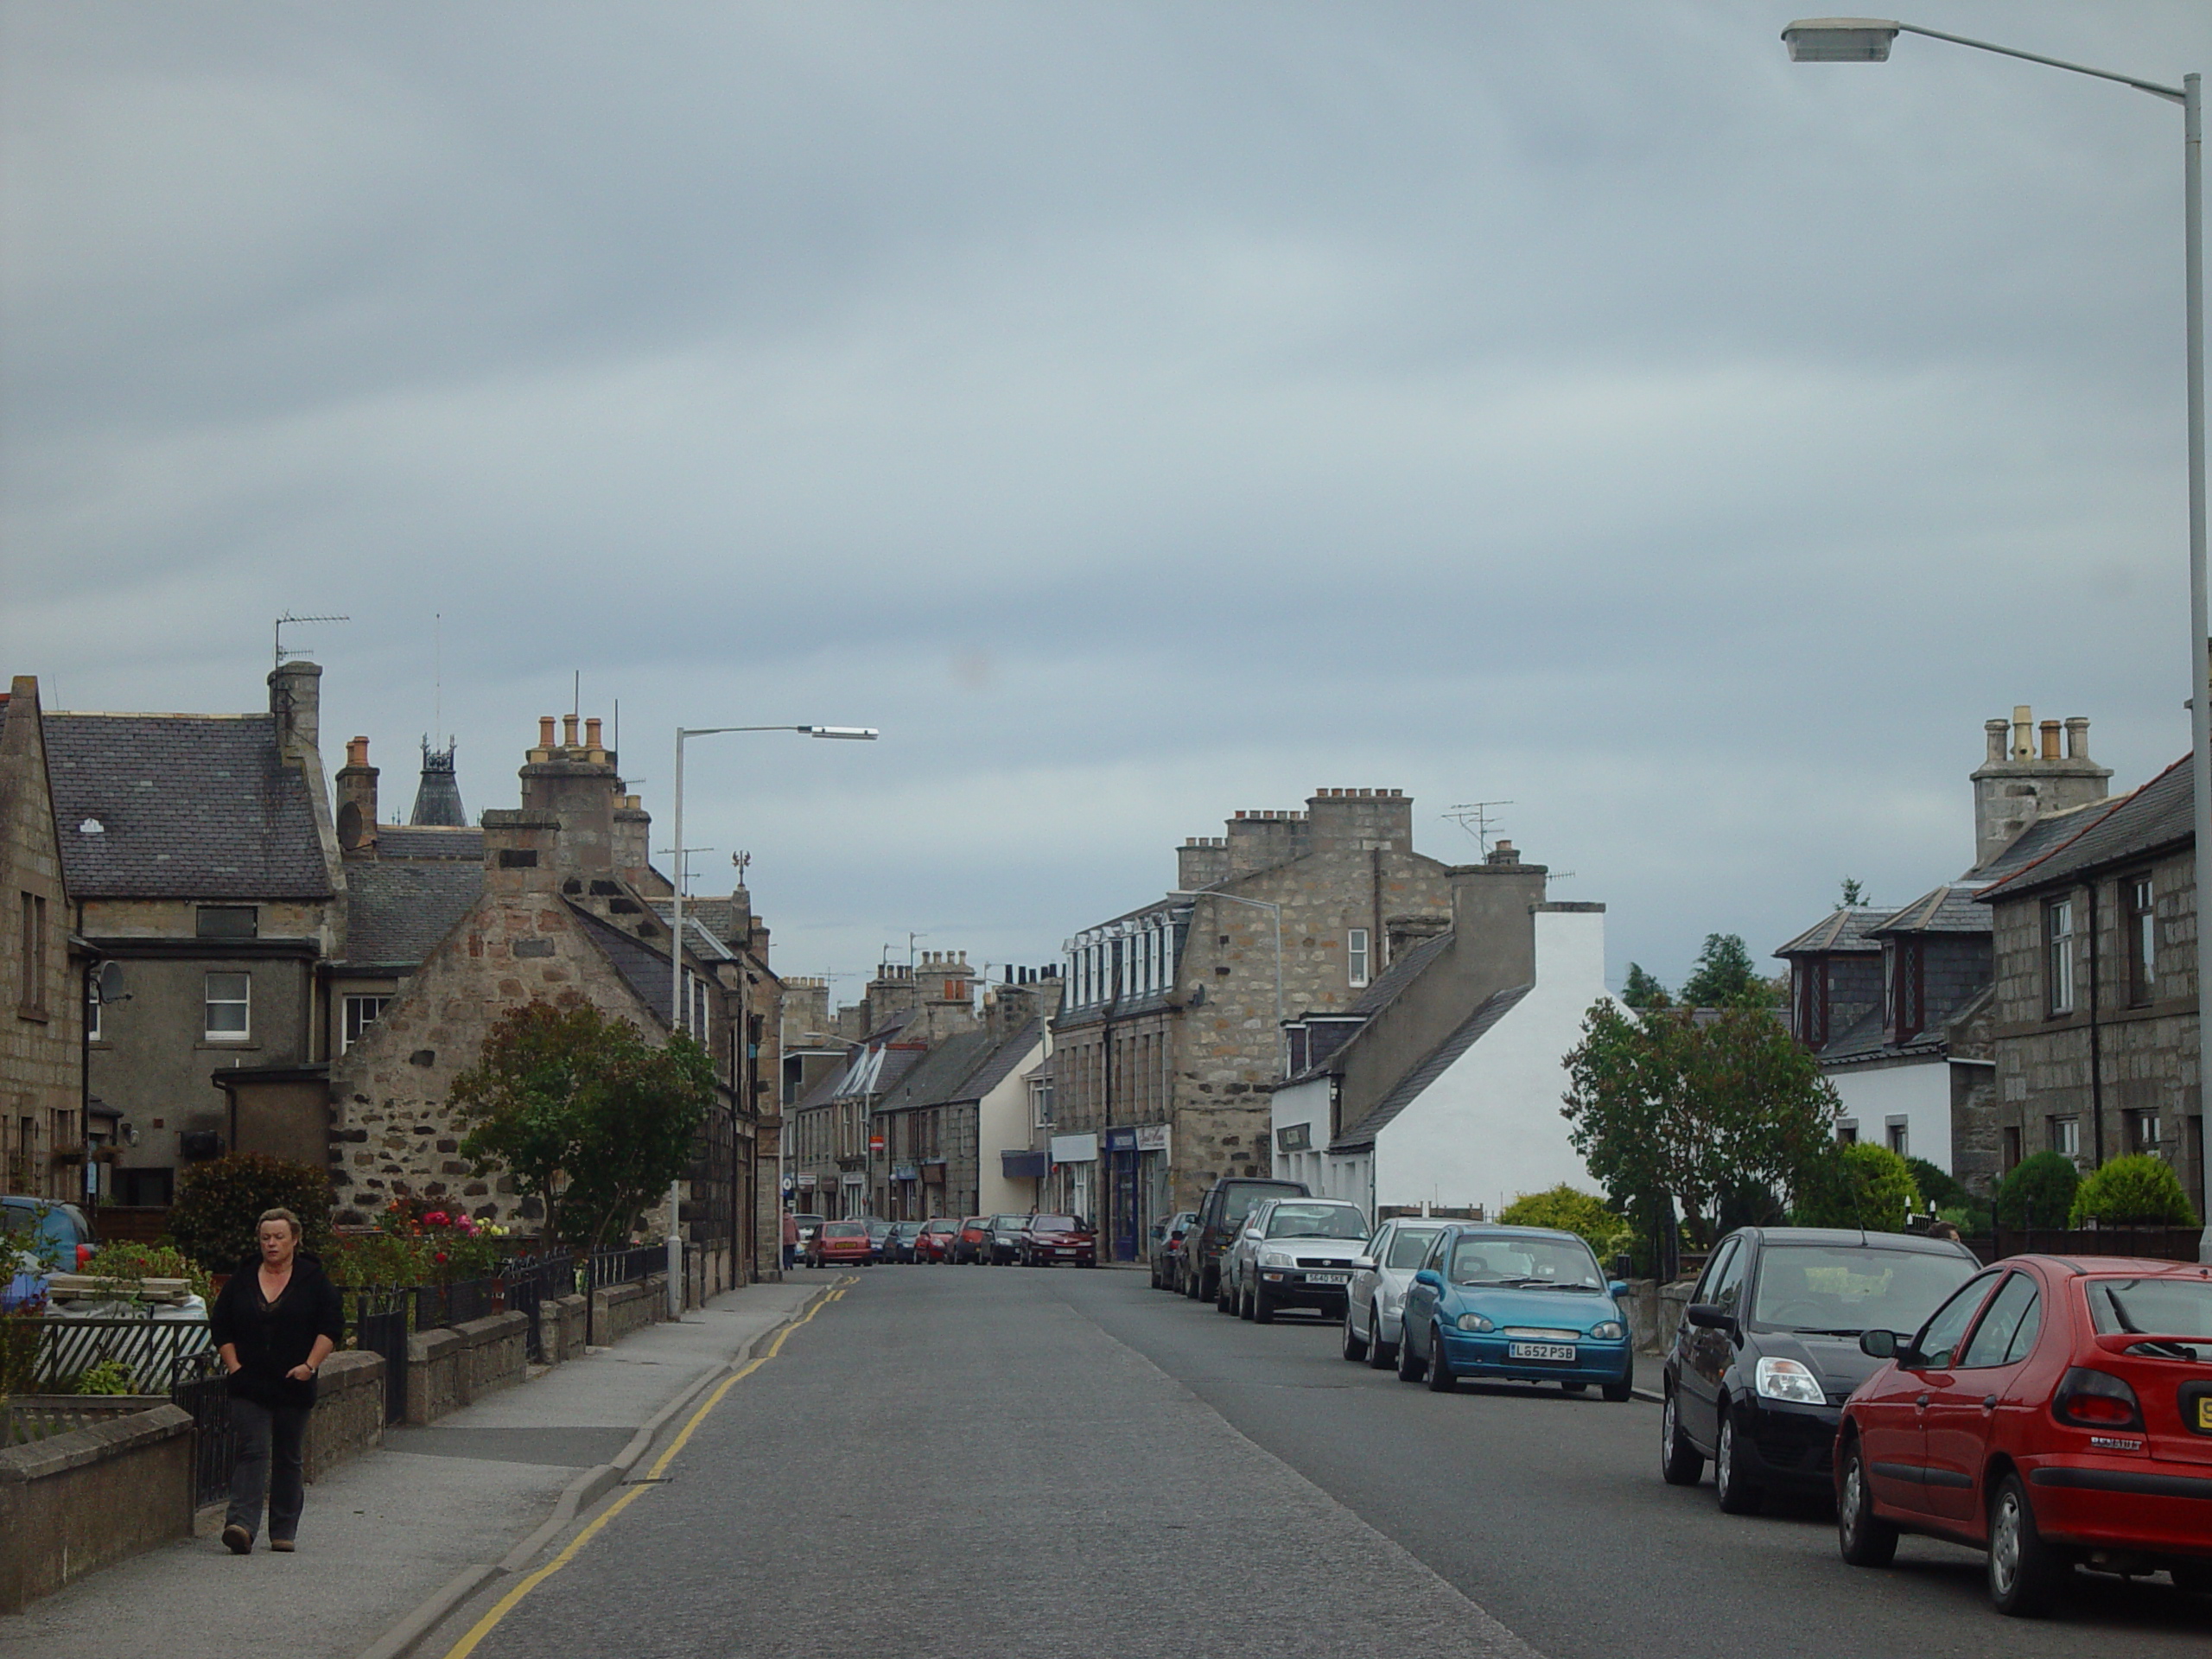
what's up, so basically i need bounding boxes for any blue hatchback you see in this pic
[1395,1224,1635,1401]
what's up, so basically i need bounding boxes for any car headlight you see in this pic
[1754,1357,1825,1405]
[1456,1312,1495,1332]
[1588,1320,1625,1342]
[1259,1251,1295,1269]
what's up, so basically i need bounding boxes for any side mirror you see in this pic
[1351,1256,1376,1272]
[1413,1268,1443,1290]
[1685,1302,1732,1332]
[1607,1280,1630,1300]
[1859,1329,1898,1360]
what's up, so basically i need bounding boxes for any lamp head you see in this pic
[804,726,879,741]
[1782,18,1900,62]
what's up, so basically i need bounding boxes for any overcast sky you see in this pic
[3,2,2204,1000]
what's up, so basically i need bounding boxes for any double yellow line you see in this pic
[441,1279,854,1659]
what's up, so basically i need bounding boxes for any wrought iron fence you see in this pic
[346,1287,410,1426]
[501,1252,573,1364]
[410,1276,496,1332]
[1968,1225,2204,1266]
[169,1351,237,1508]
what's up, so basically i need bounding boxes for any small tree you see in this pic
[1795,1142,1923,1233]
[1497,1185,1630,1257]
[168,1153,334,1272]
[1993,1151,2080,1232]
[1905,1157,1971,1215]
[1837,877,1870,909]
[1677,933,1778,1010]
[1619,963,1670,1011]
[2069,1154,2198,1228]
[448,1000,715,1254]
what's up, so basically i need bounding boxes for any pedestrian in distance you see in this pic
[782,1208,799,1270]
[1925,1218,1962,1243]
[208,1208,344,1555]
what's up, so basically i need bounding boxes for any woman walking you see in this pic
[208,1208,344,1554]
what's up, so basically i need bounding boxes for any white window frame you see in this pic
[2045,898,2075,1014]
[1885,1117,1909,1157]
[341,994,391,1052]
[2049,1116,2081,1158]
[204,972,251,1042]
[1347,928,1371,989]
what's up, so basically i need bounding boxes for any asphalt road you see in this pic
[454,1264,2209,1659]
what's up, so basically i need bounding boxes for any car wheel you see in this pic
[1239,1280,1256,1321]
[1714,1408,1763,1515]
[1836,1439,1898,1567]
[1149,1261,1161,1289]
[1341,1308,1369,1363]
[1395,1323,1426,1383]
[2171,1561,2212,1595]
[1424,1324,1456,1392]
[1988,1471,2063,1618]
[1216,1275,1236,1315]
[1659,1387,1703,1485]
[1602,1360,1634,1404]
[1367,1305,1395,1370]
[1253,1284,1274,1325]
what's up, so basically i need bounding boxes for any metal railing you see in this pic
[499,1252,573,1364]
[345,1287,410,1426]
[169,1351,238,1507]
[1968,1224,2205,1266]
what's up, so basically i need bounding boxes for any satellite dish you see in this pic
[95,961,128,1004]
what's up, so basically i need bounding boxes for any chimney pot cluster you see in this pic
[346,735,371,768]
[538,716,556,748]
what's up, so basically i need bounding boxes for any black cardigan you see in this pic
[208,1252,346,1409]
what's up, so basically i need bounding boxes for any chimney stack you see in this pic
[1969,704,2113,870]
[335,735,378,857]
[268,660,322,757]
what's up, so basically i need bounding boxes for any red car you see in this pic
[951,1217,989,1265]
[1836,1254,2212,1616]
[1018,1215,1097,1268]
[916,1217,960,1263]
[808,1219,873,1268]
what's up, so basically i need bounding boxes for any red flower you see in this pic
[434,1251,448,1263]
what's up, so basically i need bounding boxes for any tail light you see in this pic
[2054,1367,2144,1432]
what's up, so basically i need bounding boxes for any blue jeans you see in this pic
[227,1397,309,1542]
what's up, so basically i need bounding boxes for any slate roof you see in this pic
[1869,886,1988,937]
[1331,984,1531,1153]
[953,1020,1045,1102]
[570,903,680,1026]
[44,714,333,899]
[875,1030,1001,1113]
[791,1021,925,1113]
[1976,755,2190,901]
[1966,797,2123,885]
[1350,931,1452,1017]
[1773,907,1887,958]
[340,860,482,967]
[375,826,483,861]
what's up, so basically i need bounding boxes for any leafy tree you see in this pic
[168,1153,334,1272]
[449,1000,715,1254]
[1905,1157,1970,1214]
[1794,1142,1923,1233]
[1619,963,1670,1011]
[1993,1152,2081,1231]
[2069,1154,2198,1228]
[1561,1001,1840,1259]
[1497,1185,1630,1257]
[1677,933,1778,1010]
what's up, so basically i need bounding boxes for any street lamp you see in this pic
[666,722,879,1313]
[1166,890,1286,1072]
[1783,20,2209,1261]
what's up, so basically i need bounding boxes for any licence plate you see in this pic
[1509,1341,1576,1363]
[2198,1396,2212,1433]
[1306,1272,1350,1286]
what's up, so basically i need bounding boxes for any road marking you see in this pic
[437,1280,855,1659]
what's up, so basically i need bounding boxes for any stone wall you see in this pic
[303,1349,385,1481]
[404,1310,529,1425]
[0,676,82,1201]
[0,1402,194,1612]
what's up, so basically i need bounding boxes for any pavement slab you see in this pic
[0,1275,827,1659]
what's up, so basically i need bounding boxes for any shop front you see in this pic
[1047,1132,1096,1226]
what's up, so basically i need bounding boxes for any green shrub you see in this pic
[1936,1204,1992,1238]
[83,1241,213,1304]
[166,1153,333,1273]
[1993,1152,2080,1231]
[1497,1185,1631,1257]
[73,1359,139,1396]
[1793,1142,1923,1233]
[2069,1154,2198,1228]
[1905,1158,1971,1214]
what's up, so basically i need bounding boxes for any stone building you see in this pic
[1268,843,1613,1220]
[1774,707,2113,1185]
[1,677,87,1202]
[1051,787,1453,1260]
[45,663,346,1207]
[1972,753,2201,1217]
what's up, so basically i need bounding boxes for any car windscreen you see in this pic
[1219,1185,1303,1228]
[1449,1236,1602,1289]
[1031,1217,1078,1231]
[2086,1277,2212,1357]
[1263,1204,1369,1240]
[989,1216,1029,1230]
[1748,1245,1978,1335]
[1385,1227,1443,1269]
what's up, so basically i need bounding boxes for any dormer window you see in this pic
[1794,957,1830,1048]
[1886,938,1924,1042]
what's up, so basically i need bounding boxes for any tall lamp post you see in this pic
[667,723,878,1315]
[1783,19,2209,1262]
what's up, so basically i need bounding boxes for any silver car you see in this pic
[1340,1216,1446,1370]
[1221,1197,1372,1323]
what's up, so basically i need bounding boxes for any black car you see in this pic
[864,1217,897,1262]
[1181,1177,1309,1305]
[982,1214,1033,1265]
[885,1221,925,1262]
[1658,1226,1981,1514]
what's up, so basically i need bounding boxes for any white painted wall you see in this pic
[976,1030,1047,1215]
[1372,907,1617,1217]
[1830,1058,1952,1174]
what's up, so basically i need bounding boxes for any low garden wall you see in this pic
[0,1401,194,1611]
[591,1274,669,1347]
[404,1310,529,1427]
[304,1351,385,1483]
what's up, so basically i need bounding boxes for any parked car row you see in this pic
[1156,1179,2211,1620]
[798,1212,1100,1268]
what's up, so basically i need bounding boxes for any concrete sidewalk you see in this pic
[0,1274,836,1659]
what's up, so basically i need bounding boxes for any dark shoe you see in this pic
[221,1524,251,1555]
[270,1539,295,1553]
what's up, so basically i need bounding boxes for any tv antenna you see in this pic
[274,613,349,669]
[732,850,752,883]
[1443,800,1512,855]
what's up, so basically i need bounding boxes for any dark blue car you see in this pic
[1395,1224,1635,1402]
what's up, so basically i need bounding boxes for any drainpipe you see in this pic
[2087,881,2106,1170]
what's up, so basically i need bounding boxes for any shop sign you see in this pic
[1135,1124,1171,1155]
[1048,1132,1098,1165]
[892,1160,918,1181]
[1103,1127,1136,1153]
[1276,1122,1312,1153]
[840,1172,865,1187]
[797,1173,817,1191]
